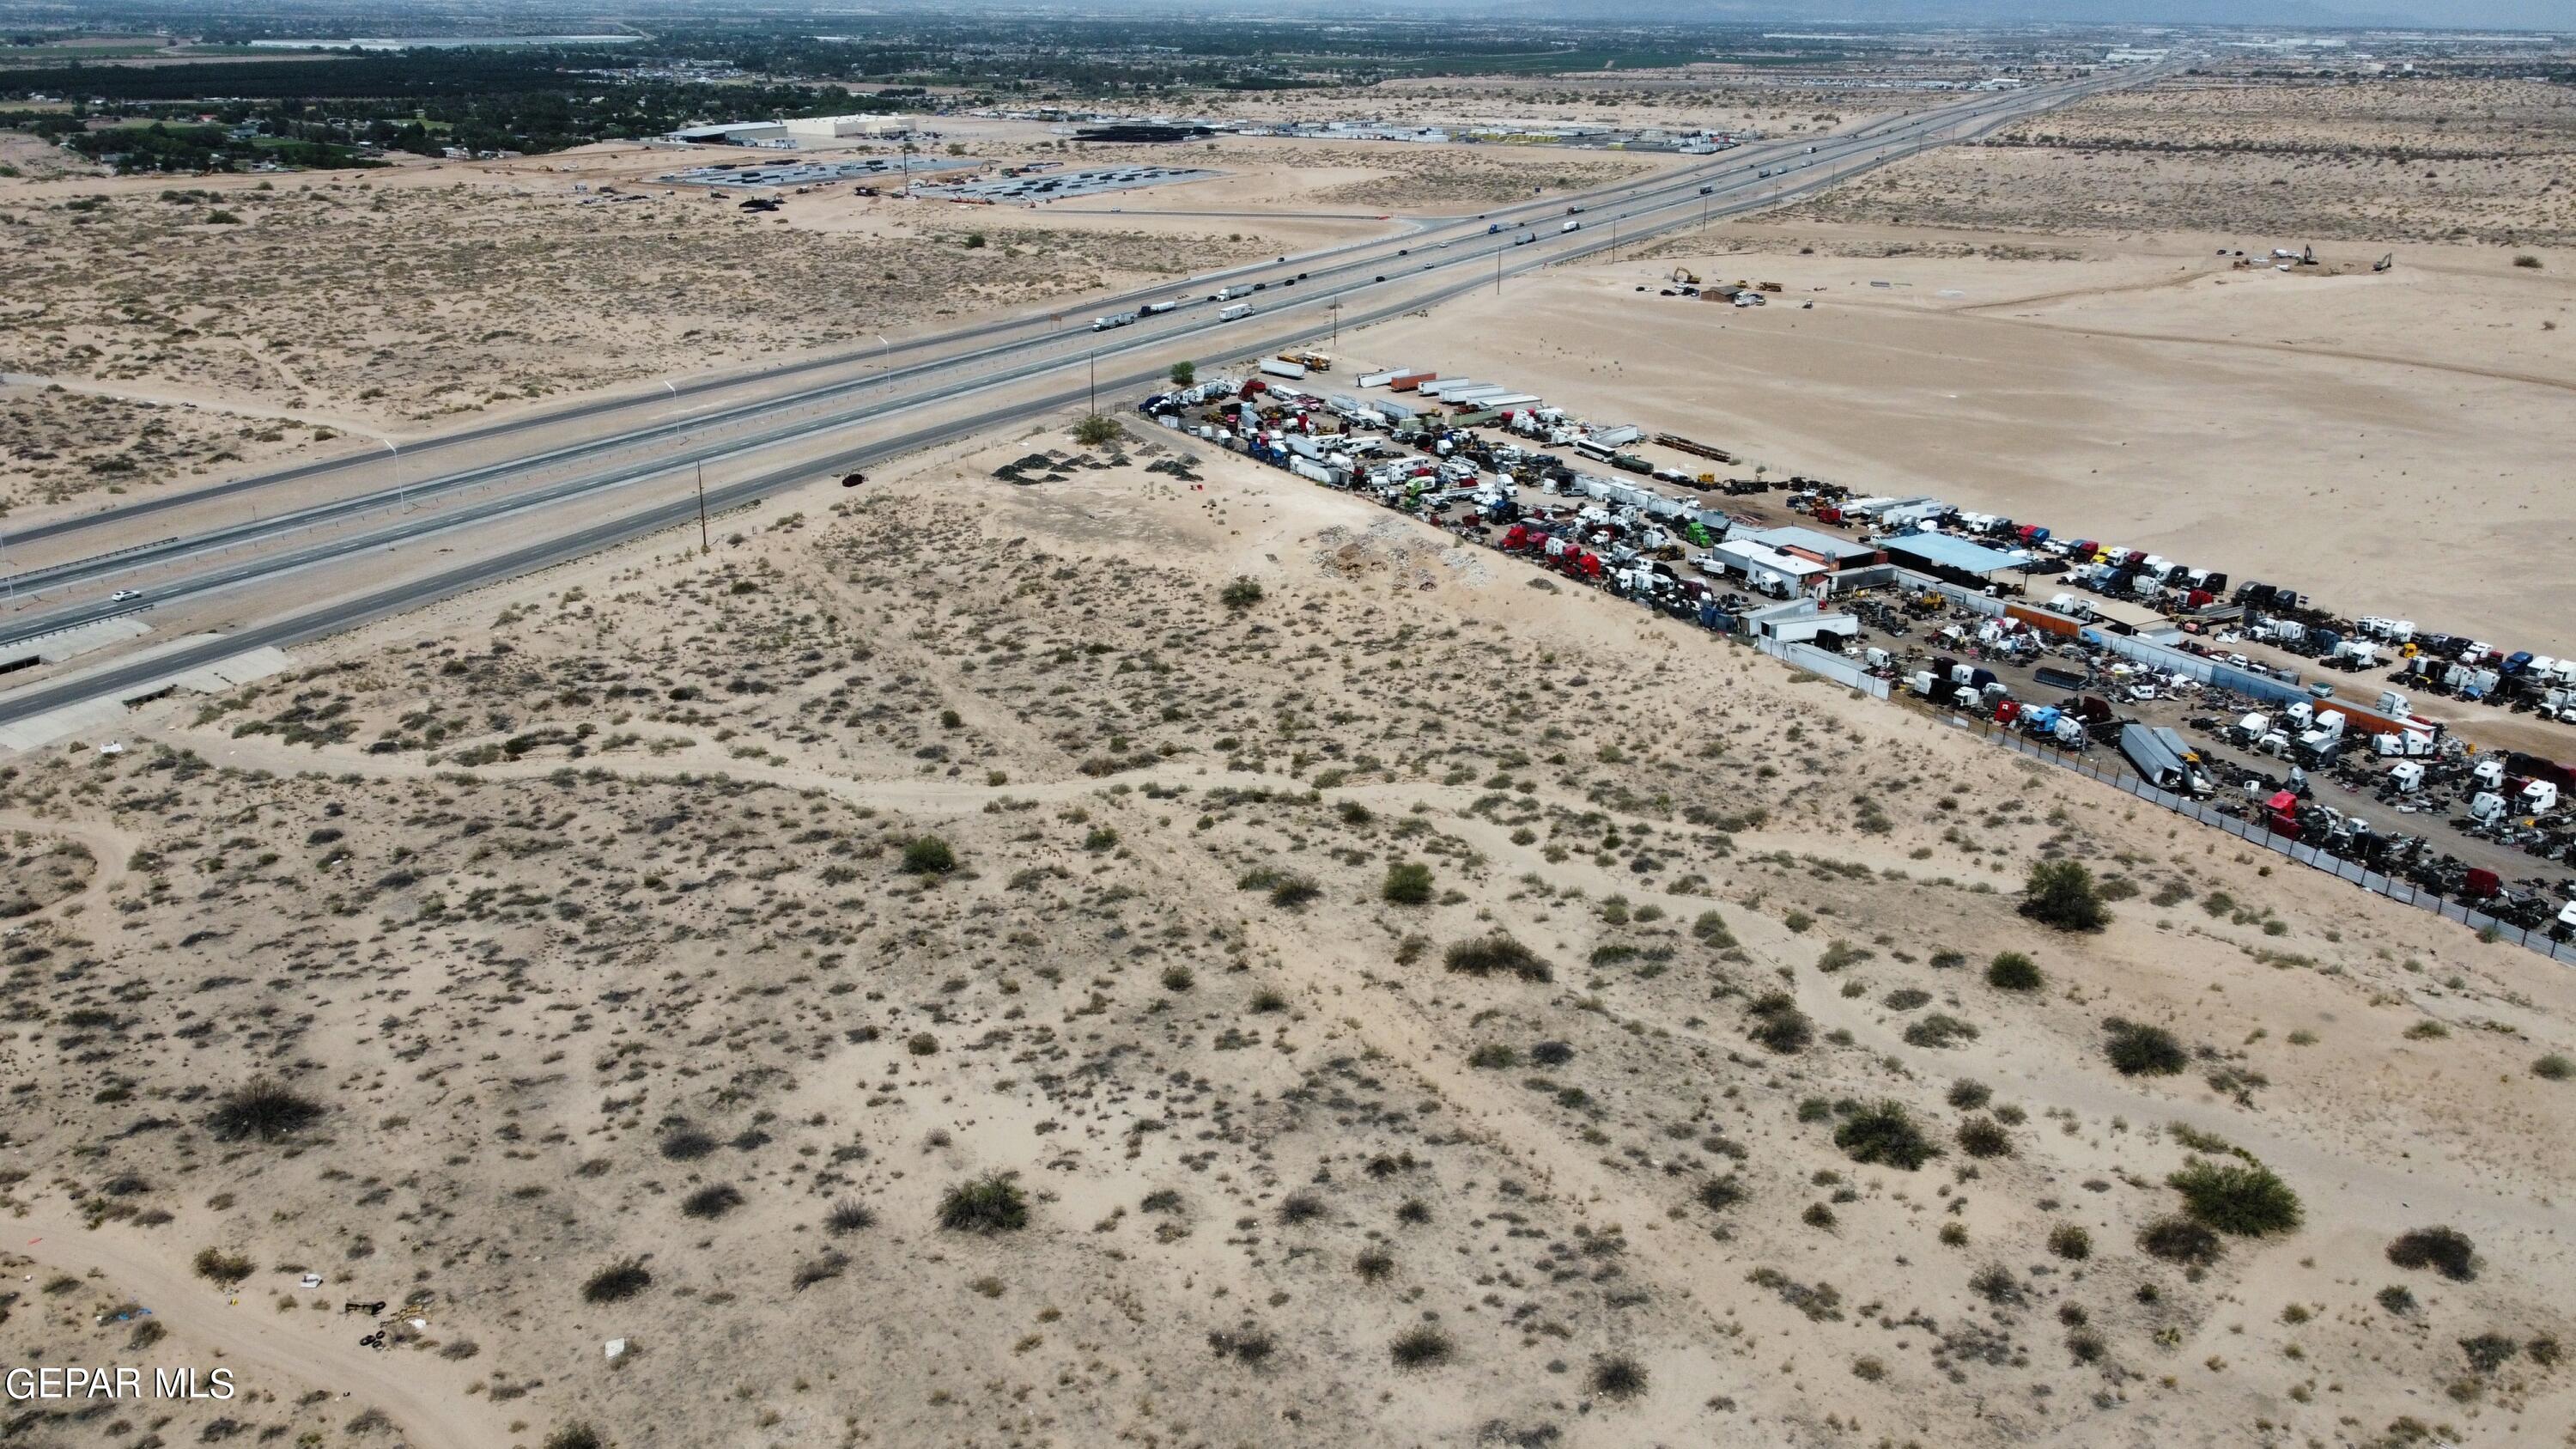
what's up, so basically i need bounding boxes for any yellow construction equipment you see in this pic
[1669,266,1700,285]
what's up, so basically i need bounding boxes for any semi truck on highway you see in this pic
[1218,301,1253,321]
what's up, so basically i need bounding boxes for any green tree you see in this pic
[1170,360,1196,387]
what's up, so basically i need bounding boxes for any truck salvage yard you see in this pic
[7,19,2575,1449]
[1136,355,2576,956]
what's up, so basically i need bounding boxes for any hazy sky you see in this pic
[1334,0,2576,28]
[2389,0,2574,22]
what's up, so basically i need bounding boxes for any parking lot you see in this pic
[656,155,981,189]
[945,165,1217,203]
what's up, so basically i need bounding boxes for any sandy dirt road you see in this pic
[10,1205,504,1449]
[0,810,136,923]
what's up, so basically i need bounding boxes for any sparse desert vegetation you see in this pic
[4,47,2575,1446]
[1783,72,2576,246]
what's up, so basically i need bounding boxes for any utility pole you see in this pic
[1494,250,1501,295]
[1331,295,1341,344]
[696,462,709,555]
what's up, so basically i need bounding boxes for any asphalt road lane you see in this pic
[2,83,2057,562]
[0,67,2166,726]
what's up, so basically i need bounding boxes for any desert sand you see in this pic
[7,53,2576,1449]
[1789,75,2576,248]
[1346,221,2575,656]
[0,129,1692,518]
[3,417,2572,1448]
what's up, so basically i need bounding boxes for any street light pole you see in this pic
[696,462,709,555]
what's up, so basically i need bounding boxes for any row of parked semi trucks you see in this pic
[2228,615,2576,721]
[1899,663,2224,797]
[1138,374,2576,933]
[2056,559,2576,720]
[1791,484,2576,725]
[1903,654,2428,779]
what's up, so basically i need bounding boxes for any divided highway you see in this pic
[0,64,2168,728]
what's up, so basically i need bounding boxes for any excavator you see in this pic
[1669,266,1700,286]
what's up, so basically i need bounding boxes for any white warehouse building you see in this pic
[671,113,914,146]
[784,113,914,139]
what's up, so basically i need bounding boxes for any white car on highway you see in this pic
[111,589,141,601]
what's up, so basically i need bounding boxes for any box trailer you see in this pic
[1218,301,1254,321]
[1356,370,1400,388]
[2118,722,2208,795]
[1388,371,1436,392]
[1260,357,1308,380]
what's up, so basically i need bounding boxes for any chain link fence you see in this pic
[1960,715,2576,966]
